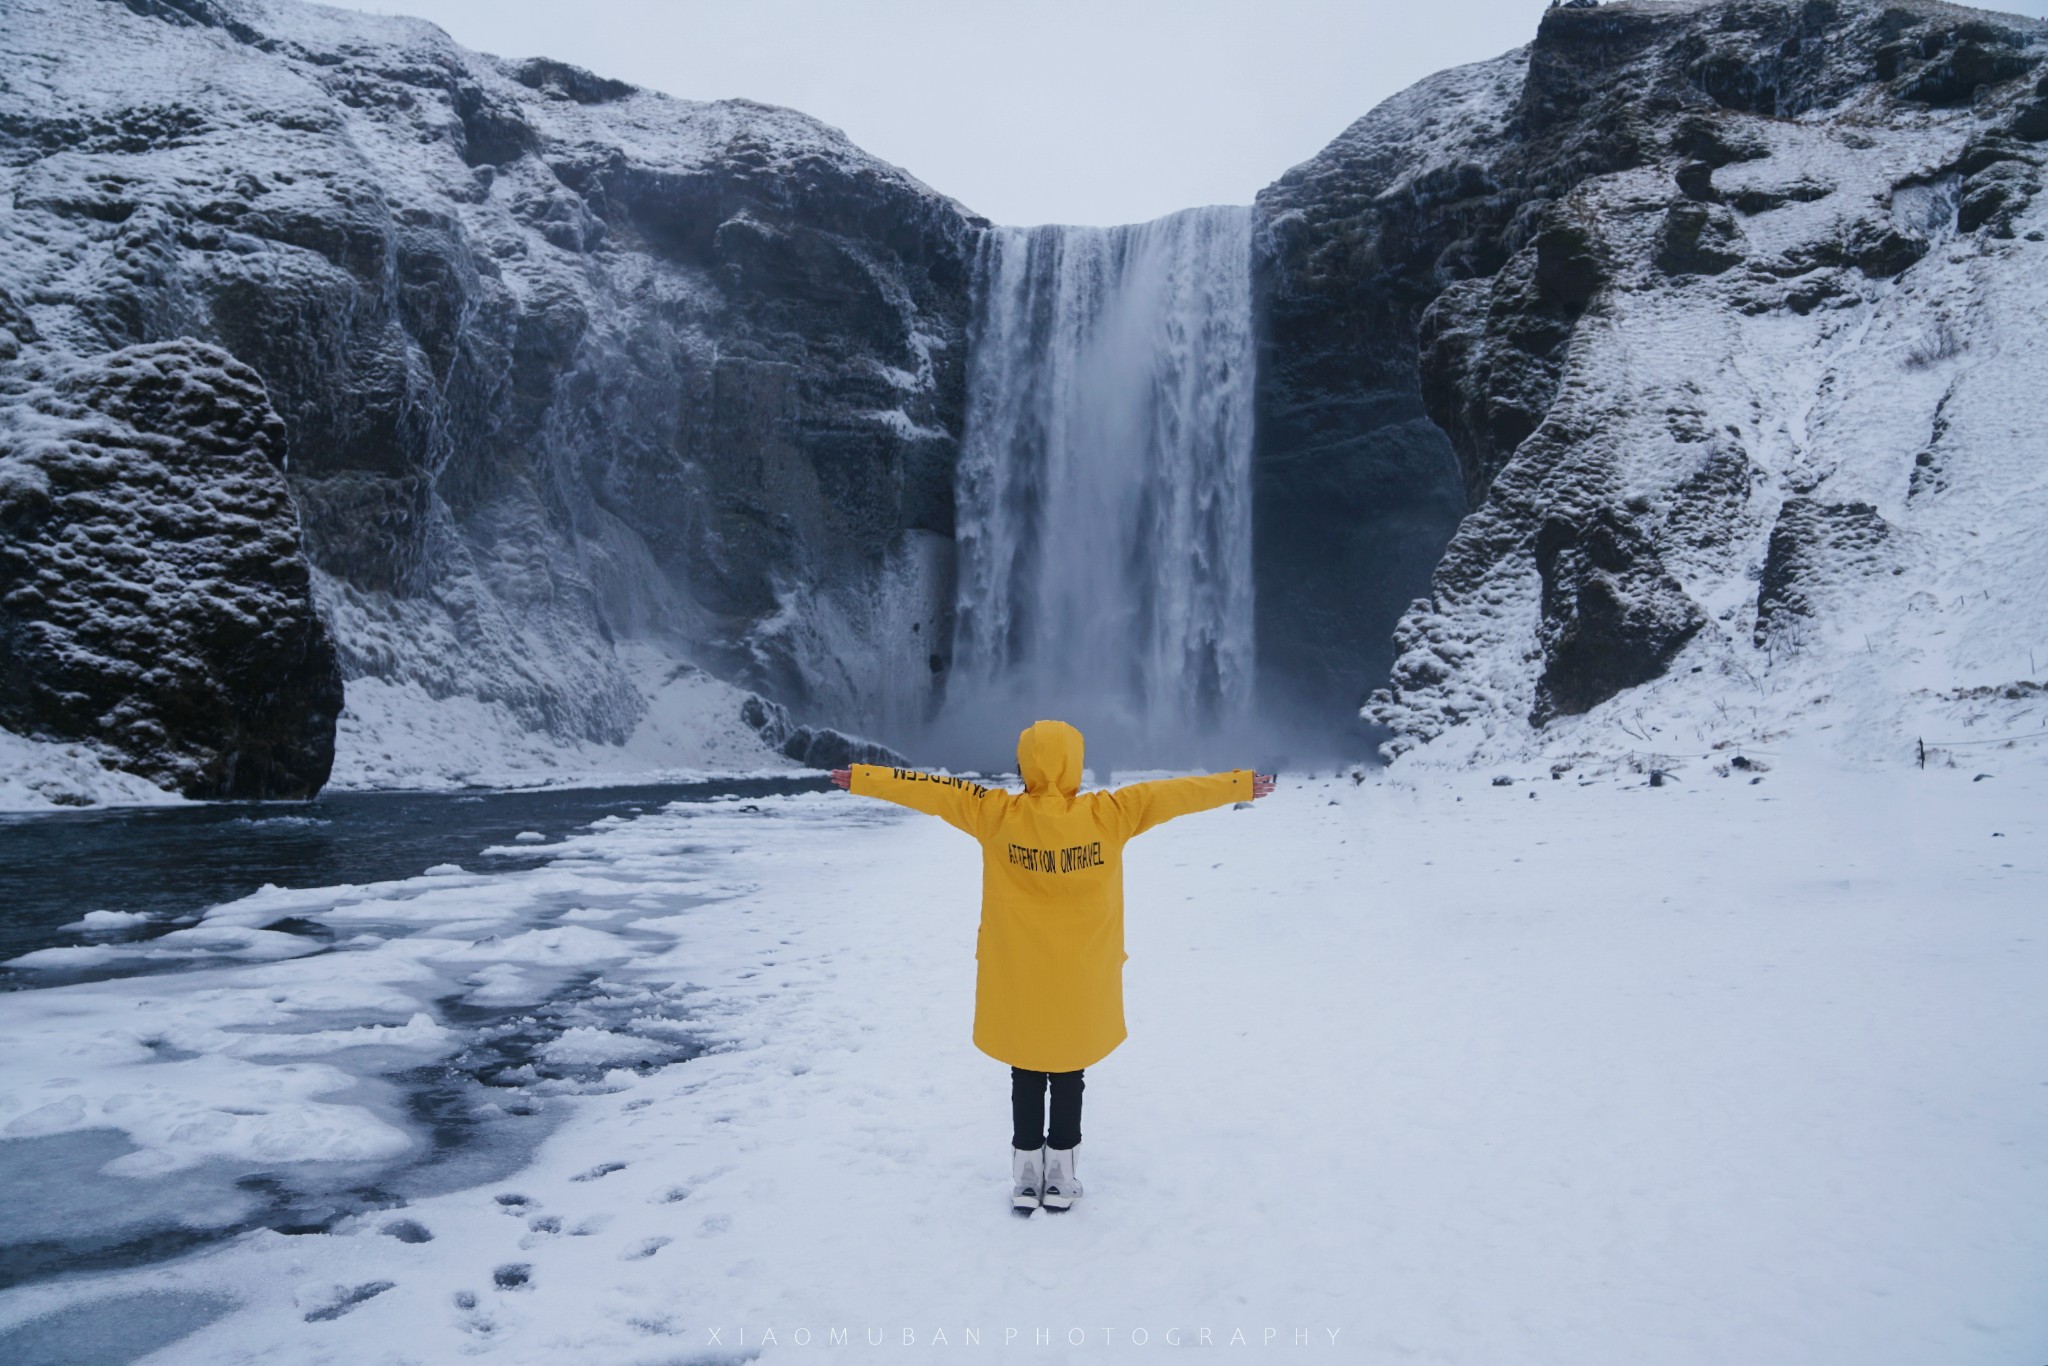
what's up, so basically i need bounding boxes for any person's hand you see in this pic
[829,768,852,790]
[1252,772,1276,798]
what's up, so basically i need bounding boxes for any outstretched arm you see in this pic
[833,763,1002,838]
[1109,770,1275,839]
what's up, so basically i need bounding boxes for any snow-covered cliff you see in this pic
[1,0,971,794]
[1257,0,2048,771]
[8,0,2046,803]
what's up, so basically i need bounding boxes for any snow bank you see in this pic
[329,646,801,790]
[0,727,188,813]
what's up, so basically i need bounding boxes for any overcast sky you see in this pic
[334,0,2048,227]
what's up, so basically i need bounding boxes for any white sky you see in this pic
[332,0,2048,227]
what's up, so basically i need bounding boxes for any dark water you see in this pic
[0,776,825,981]
[0,776,823,1299]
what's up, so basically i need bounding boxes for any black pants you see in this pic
[1011,1067,1084,1150]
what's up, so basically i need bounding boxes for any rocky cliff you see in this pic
[1,0,973,793]
[9,0,2046,799]
[1258,0,2048,768]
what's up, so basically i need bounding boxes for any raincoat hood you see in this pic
[1018,719,1084,797]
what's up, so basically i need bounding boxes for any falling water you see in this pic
[942,205,1256,766]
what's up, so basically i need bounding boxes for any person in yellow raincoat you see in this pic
[831,718,1275,1215]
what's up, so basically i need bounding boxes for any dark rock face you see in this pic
[1655,199,1747,276]
[1419,212,1605,508]
[1958,157,2043,234]
[0,340,342,797]
[1854,225,1931,278]
[1250,0,1682,727]
[1247,0,1750,725]
[1,0,980,780]
[1532,508,1706,721]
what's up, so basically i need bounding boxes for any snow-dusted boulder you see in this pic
[737,693,907,770]
[0,339,342,797]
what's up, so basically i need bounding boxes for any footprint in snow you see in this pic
[697,1214,732,1237]
[380,1218,433,1243]
[623,1236,672,1260]
[493,1264,532,1290]
[572,1161,627,1182]
[526,1215,561,1234]
[494,1193,531,1209]
[628,1314,683,1336]
[303,1281,395,1322]
[453,1290,498,1338]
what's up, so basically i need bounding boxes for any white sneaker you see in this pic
[1041,1146,1081,1212]
[1011,1146,1043,1215]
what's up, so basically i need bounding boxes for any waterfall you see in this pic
[943,205,1256,766]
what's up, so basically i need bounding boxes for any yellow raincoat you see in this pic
[850,720,1252,1072]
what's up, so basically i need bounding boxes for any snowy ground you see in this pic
[327,649,804,794]
[1,752,2043,1364]
[0,650,803,813]
[0,728,193,814]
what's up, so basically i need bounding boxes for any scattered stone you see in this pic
[740,695,907,769]
[261,917,334,939]
[303,1281,396,1322]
